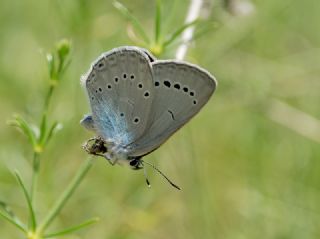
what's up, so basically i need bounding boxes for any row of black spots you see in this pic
[138,83,143,89]
[122,73,136,80]
[95,87,103,93]
[162,80,196,97]
[113,74,135,83]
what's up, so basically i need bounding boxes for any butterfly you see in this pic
[80,46,216,189]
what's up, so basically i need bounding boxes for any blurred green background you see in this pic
[1,0,320,238]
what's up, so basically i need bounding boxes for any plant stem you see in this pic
[44,86,54,113]
[38,157,94,234]
[30,153,40,202]
[30,84,54,202]
[0,211,27,233]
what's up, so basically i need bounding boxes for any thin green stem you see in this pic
[164,19,199,47]
[43,217,99,238]
[44,86,54,113]
[14,171,37,231]
[0,210,27,233]
[30,153,40,203]
[38,157,94,234]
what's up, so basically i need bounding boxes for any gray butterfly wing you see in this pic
[82,46,155,145]
[127,60,217,157]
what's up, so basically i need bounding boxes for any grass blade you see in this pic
[43,217,99,238]
[14,171,37,231]
[113,1,150,44]
[163,19,199,47]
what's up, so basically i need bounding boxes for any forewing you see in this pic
[82,47,155,145]
[127,60,216,156]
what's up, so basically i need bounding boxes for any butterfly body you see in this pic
[81,46,216,170]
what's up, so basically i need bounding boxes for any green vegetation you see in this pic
[0,0,320,238]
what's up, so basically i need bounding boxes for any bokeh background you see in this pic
[1,0,320,238]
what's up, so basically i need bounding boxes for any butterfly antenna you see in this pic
[142,160,181,190]
[143,166,151,188]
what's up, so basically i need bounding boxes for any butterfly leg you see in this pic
[103,152,119,166]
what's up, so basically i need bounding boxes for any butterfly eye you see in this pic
[133,117,140,124]
[130,74,135,80]
[189,91,195,96]
[114,77,119,83]
[129,159,139,167]
[155,81,160,87]
[193,100,197,105]
[183,87,189,93]
[138,83,143,89]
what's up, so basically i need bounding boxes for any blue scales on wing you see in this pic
[81,47,155,146]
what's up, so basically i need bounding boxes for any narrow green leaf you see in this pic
[113,1,150,44]
[0,200,27,232]
[0,210,27,233]
[14,171,37,231]
[39,113,47,145]
[43,217,99,238]
[192,21,218,41]
[44,121,62,146]
[155,0,162,44]
[0,201,15,218]
[163,19,199,47]
[38,158,94,233]
[8,115,37,147]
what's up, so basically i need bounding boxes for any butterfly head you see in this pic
[128,157,143,170]
[82,136,108,156]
